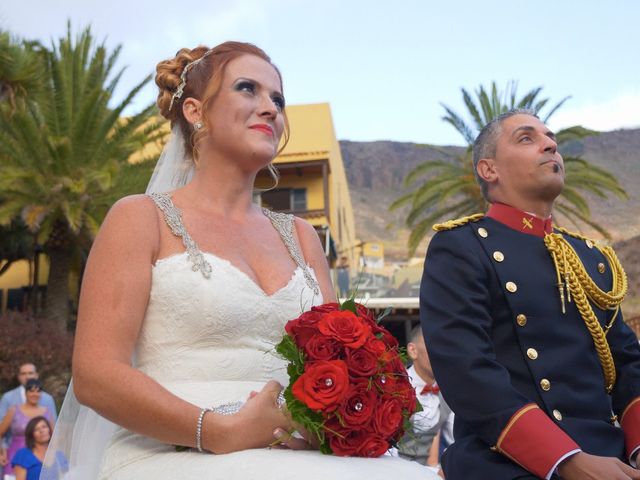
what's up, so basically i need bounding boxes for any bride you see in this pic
[44,41,435,479]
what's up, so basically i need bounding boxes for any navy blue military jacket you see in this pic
[420,212,640,479]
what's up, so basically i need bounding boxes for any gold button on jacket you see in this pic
[516,314,527,326]
[527,348,538,360]
[506,281,517,293]
[553,409,563,421]
[540,379,551,391]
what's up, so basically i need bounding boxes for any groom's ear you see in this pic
[477,157,499,184]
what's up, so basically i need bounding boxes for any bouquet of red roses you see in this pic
[275,299,420,457]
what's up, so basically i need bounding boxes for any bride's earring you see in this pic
[194,121,203,130]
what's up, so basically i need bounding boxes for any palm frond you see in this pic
[440,103,475,144]
[404,159,458,186]
[394,80,627,253]
[554,202,612,240]
[542,96,571,123]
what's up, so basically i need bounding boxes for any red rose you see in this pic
[362,336,386,357]
[324,414,349,436]
[355,303,377,324]
[327,428,367,457]
[372,397,404,437]
[292,360,350,411]
[346,347,379,377]
[304,334,342,361]
[328,426,389,457]
[372,324,399,349]
[358,434,390,458]
[374,368,411,399]
[311,303,340,314]
[338,378,377,428]
[285,310,323,349]
[318,310,372,349]
[380,350,405,371]
[381,374,418,415]
[400,383,419,415]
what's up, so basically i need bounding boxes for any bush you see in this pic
[0,311,74,407]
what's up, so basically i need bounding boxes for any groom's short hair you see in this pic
[472,108,538,201]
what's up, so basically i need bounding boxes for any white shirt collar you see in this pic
[407,364,438,390]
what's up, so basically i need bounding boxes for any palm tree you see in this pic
[0,30,43,106]
[391,81,627,256]
[0,23,164,329]
[0,219,31,277]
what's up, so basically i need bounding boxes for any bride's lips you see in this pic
[249,124,275,137]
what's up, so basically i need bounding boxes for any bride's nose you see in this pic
[257,93,278,119]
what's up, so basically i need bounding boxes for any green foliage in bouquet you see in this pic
[276,332,331,453]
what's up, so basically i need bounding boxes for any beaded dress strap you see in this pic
[147,192,212,279]
[262,209,321,295]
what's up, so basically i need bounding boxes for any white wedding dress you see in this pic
[92,193,434,479]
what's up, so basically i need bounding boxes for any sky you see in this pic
[2,0,639,146]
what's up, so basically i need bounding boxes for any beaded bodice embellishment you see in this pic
[261,208,320,295]
[147,192,320,294]
[148,192,212,279]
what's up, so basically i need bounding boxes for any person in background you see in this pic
[12,416,67,480]
[0,363,57,423]
[336,255,350,298]
[0,363,57,478]
[398,325,453,477]
[0,379,55,477]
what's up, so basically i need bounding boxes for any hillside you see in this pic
[340,128,640,259]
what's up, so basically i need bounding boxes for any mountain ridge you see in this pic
[340,128,640,259]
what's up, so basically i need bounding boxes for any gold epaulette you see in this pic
[433,213,485,232]
[555,226,602,245]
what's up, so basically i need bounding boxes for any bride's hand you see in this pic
[246,388,318,451]
[272,424,318,451]
[205,380,292,453]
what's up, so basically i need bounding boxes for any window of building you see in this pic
[260,188,307,212]
[292,188,307,211]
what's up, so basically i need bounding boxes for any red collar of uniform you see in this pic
[486,203,553,238]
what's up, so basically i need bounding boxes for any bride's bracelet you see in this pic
[195,402,244,453]
[196,407,214,452]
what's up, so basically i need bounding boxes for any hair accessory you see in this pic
[194,121,203,130]
[169,49,215,111]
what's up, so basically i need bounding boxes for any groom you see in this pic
[420,109,640,479]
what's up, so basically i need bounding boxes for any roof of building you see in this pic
[276,103,336,164]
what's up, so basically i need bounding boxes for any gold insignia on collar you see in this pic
[522,217,534,229]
